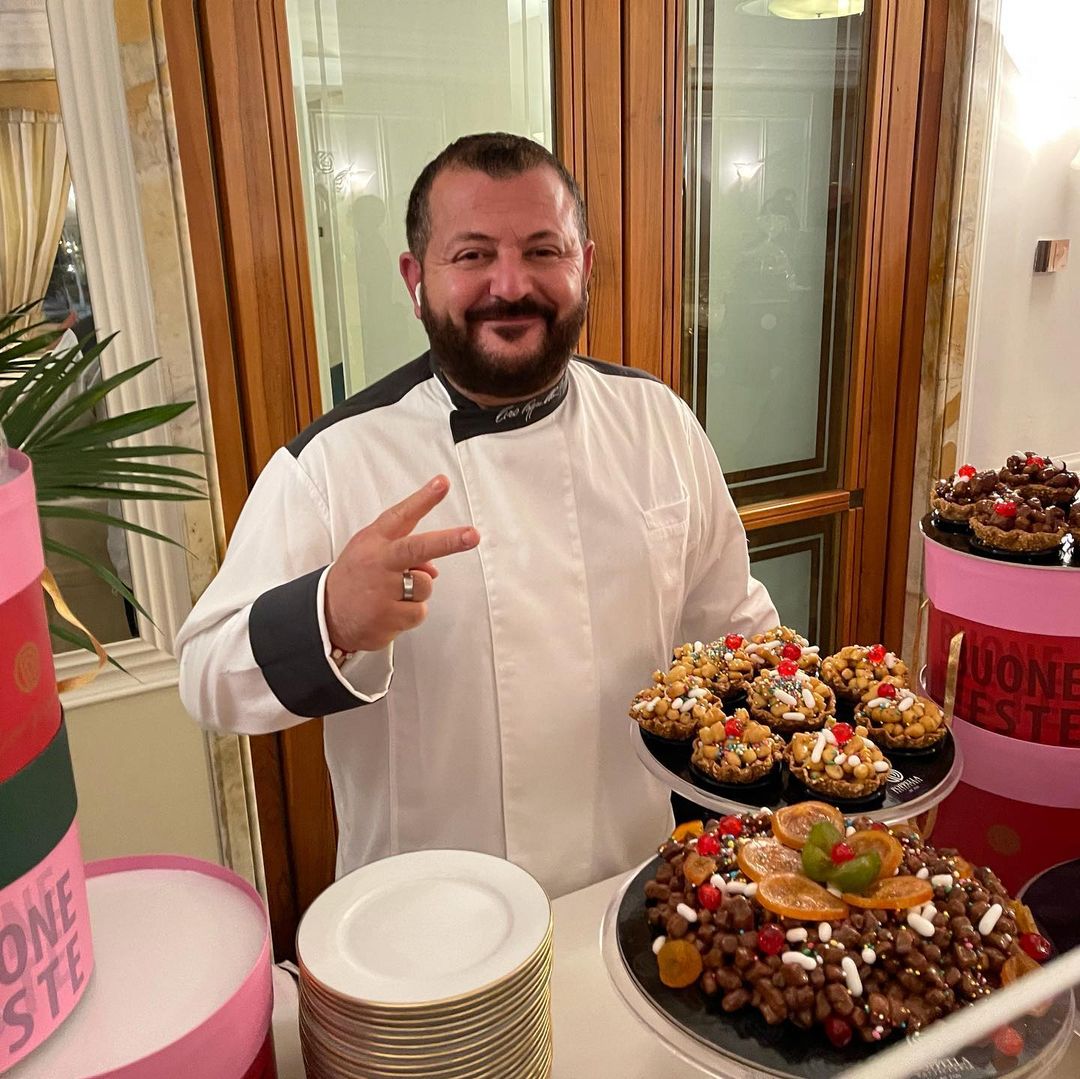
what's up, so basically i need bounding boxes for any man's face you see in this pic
[400,166,594,400]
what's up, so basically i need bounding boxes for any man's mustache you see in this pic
[465,299,556,323]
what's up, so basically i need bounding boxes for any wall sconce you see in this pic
[734,160,765,184]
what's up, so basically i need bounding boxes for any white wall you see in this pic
[961,1,1080,470]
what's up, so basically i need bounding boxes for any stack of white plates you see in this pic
[297,850,553,1078]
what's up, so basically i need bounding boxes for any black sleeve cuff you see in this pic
[249,567,369,717]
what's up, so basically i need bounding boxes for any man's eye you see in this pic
[530,248,559,259]
[455,250,485,262]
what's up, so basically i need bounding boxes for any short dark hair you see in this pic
[405,132,588,258]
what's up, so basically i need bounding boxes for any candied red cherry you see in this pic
[876,682,898,700]
[1025,455,1045,470]
[724,633,744,650]
[867,644,887,664]
[993,1026,1023,1058]
[781,643,803,661]
[830,841,855,864]
[831,722,854,745]
[824,1015,853,1049]
[697,883,722,911]
[696,834,721,857]
[995,500,1018,518]
[777,659,799,678]
[758,924,786,957]
[718,815,743,838]
[725,717,744,738]
[957,463,977,478]
[1019,932,1052,962]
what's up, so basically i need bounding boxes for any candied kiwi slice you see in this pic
[801,843,834,883]
[828,852,881,894]
[657,938,704,989]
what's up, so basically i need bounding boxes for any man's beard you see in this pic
[421,291,587,400]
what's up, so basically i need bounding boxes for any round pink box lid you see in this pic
[8,855,272,1079]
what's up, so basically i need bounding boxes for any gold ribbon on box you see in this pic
[41,568,108,692]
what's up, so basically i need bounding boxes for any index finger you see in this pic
[385,526,480,569]
[371,476,450,540]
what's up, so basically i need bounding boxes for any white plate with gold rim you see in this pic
[297,849,551,1006]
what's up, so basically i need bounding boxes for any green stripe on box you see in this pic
[0,719,77,888]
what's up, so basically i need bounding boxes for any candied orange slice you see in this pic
[951,855,974,880]
[843,876,933,909]
[737,837,805,881]
[657,938,704,988]
[772,802,846,850]
[847,830,904,879]
[756,872,849,921]
[683,854,718,886]
[1001,951,1039,986]
[1008,900,1038,936]
[672,820,704,842]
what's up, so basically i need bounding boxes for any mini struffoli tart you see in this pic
[744,626,821,673]
[786,719,891,800]
[630,671,726,742]
[672,635,755,699]
[856,684,946,751]
[820,644,908,704]
[1069,501,1080,546]
[998,452,1080,507]
[930,465,1002,523]
[970,493,1066,553]
[745,659,835,735]
[690,708,783,785]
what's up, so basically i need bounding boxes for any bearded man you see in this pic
[177,132,777,898]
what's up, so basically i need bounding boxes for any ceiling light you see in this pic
[768,0,864,19]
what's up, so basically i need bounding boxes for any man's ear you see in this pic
[582,240,596,286]
[399,252,423,317]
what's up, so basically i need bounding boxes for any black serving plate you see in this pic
[637,724,957,817]
[929,511,973,534]
[688,761,784,802]
[921,513,1078,568]
[615,857,1074,1079]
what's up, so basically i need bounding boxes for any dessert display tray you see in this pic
[601,859,1077,1079]
[923,514,1078,568]
[632,721,961,822]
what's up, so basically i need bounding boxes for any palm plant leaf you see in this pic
[2,302,205,664]
[47,621,130,674]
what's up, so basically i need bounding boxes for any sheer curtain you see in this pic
[0,105,71,314]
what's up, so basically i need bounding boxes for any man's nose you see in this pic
[487,252,531,301]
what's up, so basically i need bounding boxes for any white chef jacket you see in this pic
[176,354,777,898]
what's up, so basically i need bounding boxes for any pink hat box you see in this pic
[920,531,1080,893]
[1,449,61,783]
[6,856,275,1079]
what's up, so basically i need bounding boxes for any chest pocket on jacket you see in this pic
[643,495,690,597]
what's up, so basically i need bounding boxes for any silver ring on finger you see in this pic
[401,570,415,602]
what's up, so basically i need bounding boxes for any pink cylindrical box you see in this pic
[6,856,274,1078]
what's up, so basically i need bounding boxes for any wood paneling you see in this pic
[740,491,853,533]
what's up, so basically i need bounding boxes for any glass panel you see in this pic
[747,513,840,648]
[286,0,556,409]
[683,1,868,504]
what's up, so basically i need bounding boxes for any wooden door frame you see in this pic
[164,0,946,958]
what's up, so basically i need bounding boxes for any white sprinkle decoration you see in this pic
[885,652,899,670]
[811,731,829,764]
[783,711,804,721]
[922,903,938,921]
[679,698,696,713]
[873,760,891,773]
[979,903,1004,936]
[846,826,856,837]
[726,881,747,896]
[669,697,683,711]
[866,698,891,710]
[819,922,833,943]
[916,867,930,880]
[827,884,844,899]
[710,874,726,890]
[652,936,667,955]
[907,911,936,938]
[931,874,954,889]
[694,641,704,652]
[745,882,759,898]
[786,928,809,943]
[897,695,915,712]
[676,903,698,923]
[782,952,818,971]
[804,646,821,655]
[802,687,816,709]
[824,728,838,745]
[841,956,863,997]
[688,687,709,700]
[862,946,877,965]
[834,754,847,768]
[633,700,646,712]
[774,689,799,708]
[763,640,783,652]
